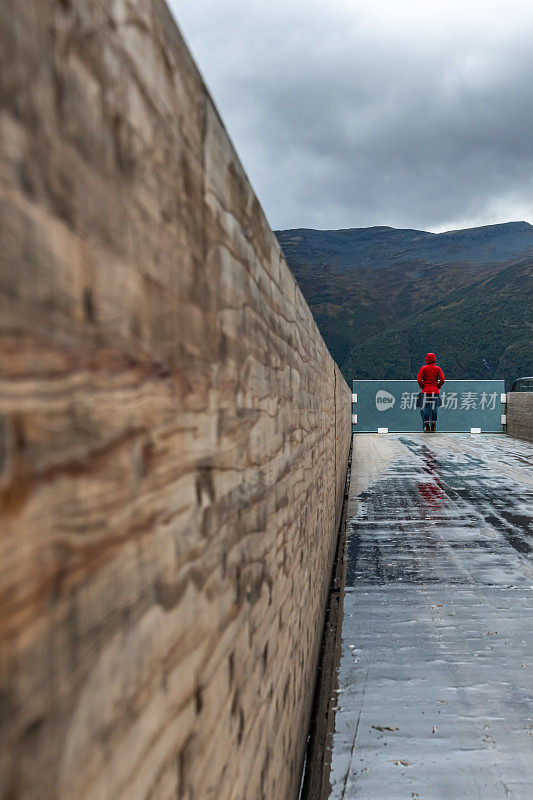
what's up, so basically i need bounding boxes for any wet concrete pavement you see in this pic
[329,434,533,800]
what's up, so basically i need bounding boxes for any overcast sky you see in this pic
[169,0,533,232]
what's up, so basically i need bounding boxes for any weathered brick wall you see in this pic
[506,393,533,442]
[335,364,352,527]
[0,2,352,799]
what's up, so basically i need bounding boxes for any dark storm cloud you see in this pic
[170,0,533,231]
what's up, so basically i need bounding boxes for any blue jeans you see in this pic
[420,394,439,425]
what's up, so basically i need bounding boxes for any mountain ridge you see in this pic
[276,221,533,270]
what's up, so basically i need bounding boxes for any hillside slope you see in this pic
[276,223,533,387]
[343,258,533,387]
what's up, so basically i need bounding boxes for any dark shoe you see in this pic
[424,422,430,433]
[431,422,436,432]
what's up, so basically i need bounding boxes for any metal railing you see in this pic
[510,376,533,392]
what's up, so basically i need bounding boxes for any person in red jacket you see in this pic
[417,352,445,432]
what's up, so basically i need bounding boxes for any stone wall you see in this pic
[506,393,533,443]
[0,2,352,799]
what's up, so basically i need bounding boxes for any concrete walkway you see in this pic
[329,434,533,800]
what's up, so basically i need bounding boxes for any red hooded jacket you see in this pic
[417,353,445,394]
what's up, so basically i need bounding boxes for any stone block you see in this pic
[506,392,533,443]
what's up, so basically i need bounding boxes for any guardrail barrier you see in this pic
[352,379,506,433]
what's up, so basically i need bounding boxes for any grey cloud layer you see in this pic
[170,0,533,231]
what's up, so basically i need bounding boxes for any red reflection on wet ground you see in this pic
[417,480,447,508]
[417,445,448,510]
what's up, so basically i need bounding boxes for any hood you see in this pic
[426,352,436,364]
